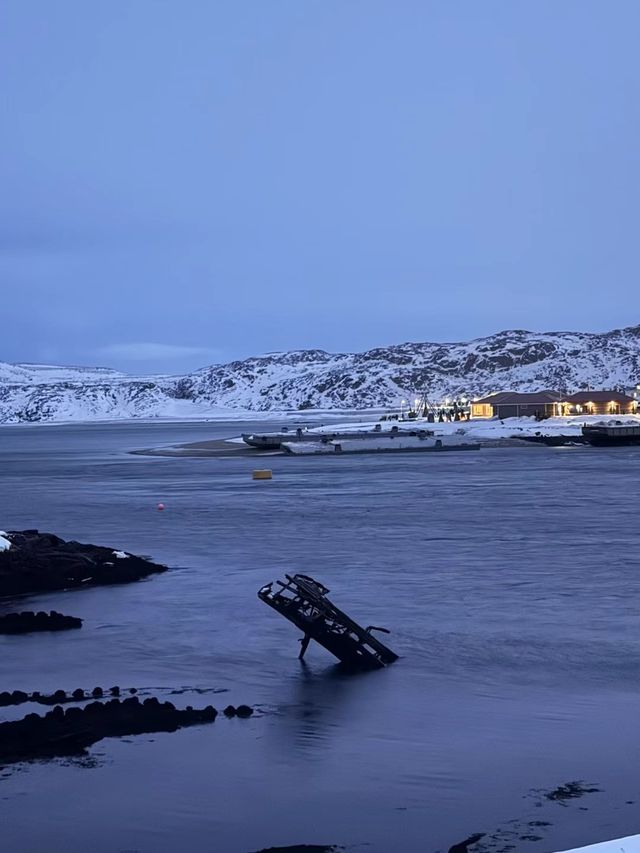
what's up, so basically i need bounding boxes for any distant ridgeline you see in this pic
[1,325,640,422]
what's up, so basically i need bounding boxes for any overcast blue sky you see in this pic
[1,1,638,373]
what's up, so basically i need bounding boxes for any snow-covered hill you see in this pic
[1,325,640,423]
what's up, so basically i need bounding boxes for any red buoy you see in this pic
[157,503,165,511]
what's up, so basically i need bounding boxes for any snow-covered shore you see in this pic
[555,834,640,852]
[305,414,640,442]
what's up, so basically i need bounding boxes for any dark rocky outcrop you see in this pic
[0,610,82,634]
[251,847,342,853]
[448,834,485,853]
[0,530,167,597]
[0,698,219,765]
[0,685,227,708]
[544,781,601,802]
[0,690,30,706]
[223,704,254,718]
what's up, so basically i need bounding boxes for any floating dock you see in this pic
[281,434,480,455]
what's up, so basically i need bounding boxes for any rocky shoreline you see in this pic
[0,683,255,766]
[0,530,167,597]
[0,697,217,765]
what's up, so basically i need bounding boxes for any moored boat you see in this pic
[242,428,306,449]
[242,423,427,450]
[582,423,640,446]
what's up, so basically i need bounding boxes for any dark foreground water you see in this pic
[1,421,640,853]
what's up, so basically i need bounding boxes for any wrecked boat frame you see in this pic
[258,573,398,670]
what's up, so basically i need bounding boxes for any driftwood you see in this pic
[258,574,397,670]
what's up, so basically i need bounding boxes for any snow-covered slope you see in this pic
[1,325,640,423]
[184,326,640,411]
[0,362,126,385]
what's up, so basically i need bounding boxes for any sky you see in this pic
[1,1,639,374]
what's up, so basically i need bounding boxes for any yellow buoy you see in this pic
[252,469,273,480]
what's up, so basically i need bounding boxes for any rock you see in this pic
[250,847,343,853]
[92,687,103,698]
[65,707,83,721]
[0,531,167,597]
[448,834,485,853]
[223,705,237,717]
[236,705,254,718]
[11,690,28,703]
[0,610,82,634]
[0,699,220,766]
[544,781,600,801]
[0,691,29,707]
[72,689,85,700]
[110,686,120,696]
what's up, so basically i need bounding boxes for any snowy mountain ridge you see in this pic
[1,325,640,423]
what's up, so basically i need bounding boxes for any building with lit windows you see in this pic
[471,390,637,419]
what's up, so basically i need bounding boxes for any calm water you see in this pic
[1,422,640,853]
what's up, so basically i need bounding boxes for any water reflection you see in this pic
[271,661,391,754]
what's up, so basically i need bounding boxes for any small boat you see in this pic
[582,423,640,446]
[281,434,480,455]
[242,428,306,450]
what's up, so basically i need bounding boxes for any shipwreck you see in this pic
[258,573,398,670]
